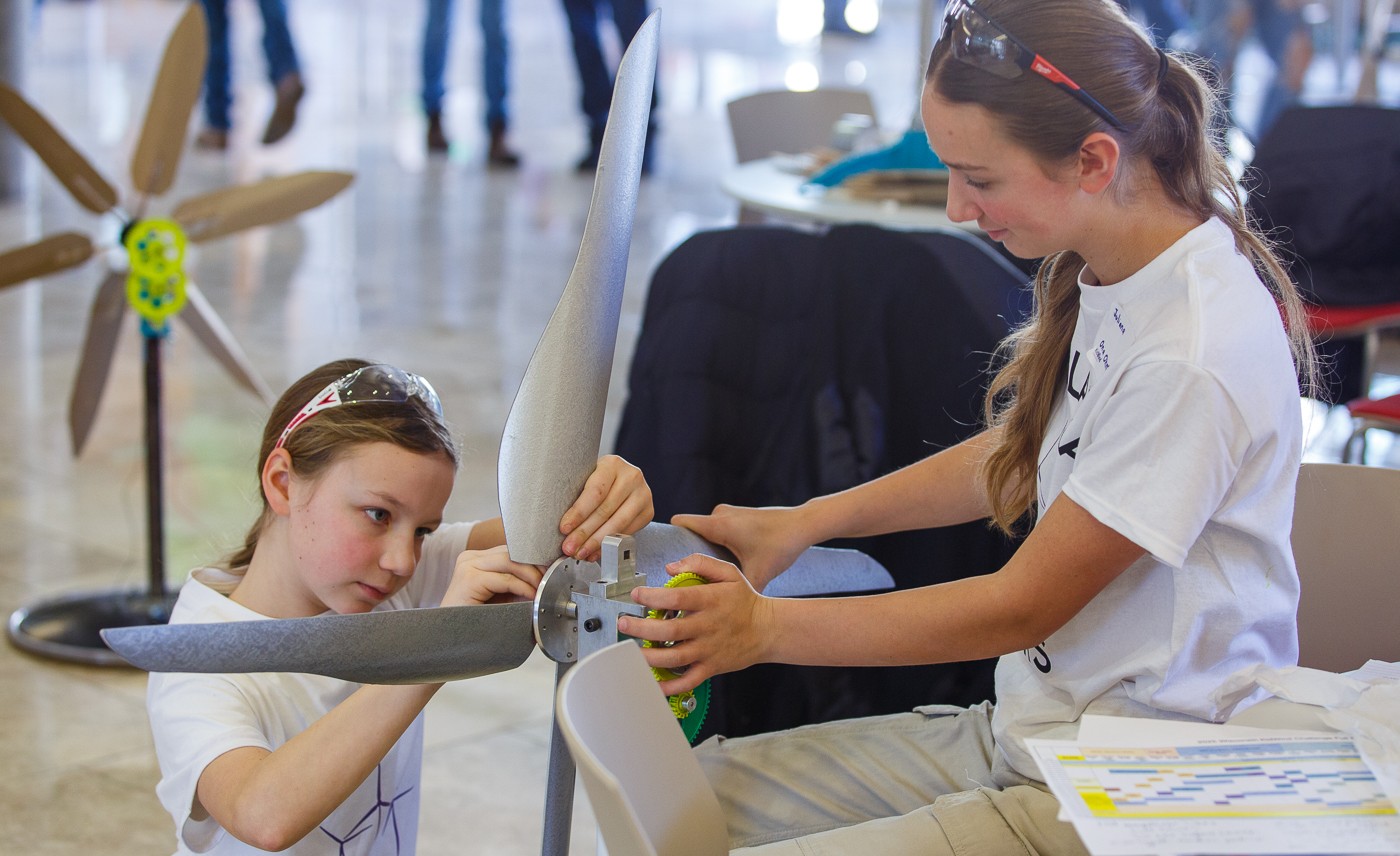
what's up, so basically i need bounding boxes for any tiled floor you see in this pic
[0,1,1395,853]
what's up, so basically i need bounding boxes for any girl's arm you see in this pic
[674,429,1000,590]
[193,682,442,851]
[192,542,548,848]
[624,493,1145,695]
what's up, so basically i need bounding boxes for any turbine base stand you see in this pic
[7,586,176,666]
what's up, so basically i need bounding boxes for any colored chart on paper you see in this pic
[1055,741,1397,819]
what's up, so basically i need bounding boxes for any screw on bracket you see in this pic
[582,617,602,633]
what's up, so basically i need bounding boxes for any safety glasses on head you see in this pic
[275,364,443,449]
[941,0,1128,131]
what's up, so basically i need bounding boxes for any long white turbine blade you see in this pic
[497,12,659,567]
[172,171,354,244]
[68,271,129,456]
[101,601,536,684]
[0,232,95,289]
[0,84,119,214]
[179,282,275,404]
[129,2,206,197]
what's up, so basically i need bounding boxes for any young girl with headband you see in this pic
[621,1,1317,852]
[147,357,653,854]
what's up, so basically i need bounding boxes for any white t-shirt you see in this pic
[991,218,1302,779]
[148,520,477,855]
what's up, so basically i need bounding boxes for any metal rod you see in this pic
[0,0,29,200]
[540,659,577,856]
[143,326,167,599]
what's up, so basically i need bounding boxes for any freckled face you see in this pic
[921,88,1080,259]
[284,442,455,617]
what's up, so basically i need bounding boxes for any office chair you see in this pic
[613,223,1027,739]
[556,641,729,856]
[1291,462,1400,672]
[1343,392,1400,464]
[1245,105,1400,406]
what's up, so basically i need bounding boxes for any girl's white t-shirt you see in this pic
[991,218,1303,779]
[148,521,476,855]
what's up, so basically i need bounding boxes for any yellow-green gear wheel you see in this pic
[642,572,710,744]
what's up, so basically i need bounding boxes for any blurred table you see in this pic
[721,156,974,233]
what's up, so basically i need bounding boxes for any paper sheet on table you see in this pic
[1217,661,1400,802]
[1028,718,1400,855]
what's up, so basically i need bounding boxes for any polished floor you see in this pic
[1,0,1396,853]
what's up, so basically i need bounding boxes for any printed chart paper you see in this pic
[1028,733,1400,855]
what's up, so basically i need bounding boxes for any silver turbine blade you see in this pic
[100,601,536,684]
[497,12,658,567]
[179,282,275,404]
[632,522,894,596]
[68,271,128,456]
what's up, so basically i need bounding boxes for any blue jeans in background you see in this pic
[1194,0,1308,138]
[199,0,301,131]
[560,0,655,156]
[422,0,507,130]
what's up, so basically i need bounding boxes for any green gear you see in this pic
[123,218,189,328]
[642,572,710,743]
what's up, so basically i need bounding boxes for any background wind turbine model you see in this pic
[2,1,353,665]
[104,12,893,855]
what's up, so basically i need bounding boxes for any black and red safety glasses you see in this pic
[941,0,1128,131]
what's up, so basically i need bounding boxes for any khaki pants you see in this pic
[694,702,1089,856]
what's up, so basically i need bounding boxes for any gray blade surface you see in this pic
[100,601,536,684]
[179,282,275,404]
[68,271,128,456]
[497,11,659,567]
[632,522,894,596]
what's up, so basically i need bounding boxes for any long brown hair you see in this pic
[221,358,460,571]
[927,0,1316,535]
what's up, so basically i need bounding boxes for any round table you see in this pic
[720,156,974,233]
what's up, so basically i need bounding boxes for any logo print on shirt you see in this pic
[1066,351,1091,401]
[1025,643,1052,674]
[321,765,415,855]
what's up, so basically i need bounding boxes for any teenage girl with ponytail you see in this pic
[619,1,1318,851]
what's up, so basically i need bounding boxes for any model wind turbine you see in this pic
[103,12,892,855]
[2,2,352,664]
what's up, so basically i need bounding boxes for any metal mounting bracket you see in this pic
[532,533,648,664]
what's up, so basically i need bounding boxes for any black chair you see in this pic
[613,223,1030,739]
[1245,105,1400,405]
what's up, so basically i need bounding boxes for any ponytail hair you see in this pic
[928,0,1316,534]
[220,358,460,571]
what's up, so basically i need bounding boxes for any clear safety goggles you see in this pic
[941,0,1128,131]
[275,364,443,449]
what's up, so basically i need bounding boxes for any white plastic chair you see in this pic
[726,88,878,224]
[556,641,729,856]
[1291,462,1400,672]
[726,87,877,165]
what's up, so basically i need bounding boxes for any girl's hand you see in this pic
[443,545,544,607]
[560,455,654,561]
[671,504,809,593]
[616,554,773,696]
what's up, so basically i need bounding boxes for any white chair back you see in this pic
[1292,462,1400,672]
[726,88,877,164]
[556,641,729,856]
